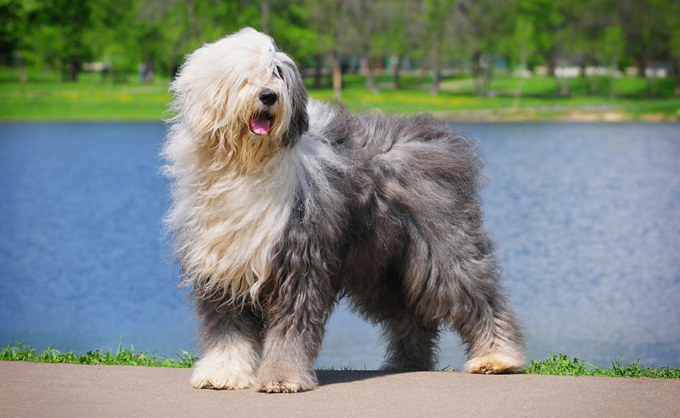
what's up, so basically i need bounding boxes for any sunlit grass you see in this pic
[524,354,680,379]
[0,68,678,121]
[0,341,197,368]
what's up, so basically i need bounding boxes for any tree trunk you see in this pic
[639,59,647,79]
[557,77,569,97]
[17,51,27,83]
[512,77,525,110]
[555,58,569,97]
[392,56,402,89]
[313,56,323,89]
[609,57,618,102]
[69,60,80,82]
[365,56,378,93]
[471,50,486,97]
[639,59,652,98]
[330,54,342,99]
[430,48,441,96]
[548,55,556,77]
[482,54,496,96]
[672,59,680,96]
[261,0,271,34]
[187,0,196,35]
[144,59,155,83]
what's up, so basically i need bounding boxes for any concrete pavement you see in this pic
[1,361,679,417]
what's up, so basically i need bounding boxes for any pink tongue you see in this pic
[250,115,271,135]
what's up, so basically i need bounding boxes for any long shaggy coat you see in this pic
[163,28,525,393]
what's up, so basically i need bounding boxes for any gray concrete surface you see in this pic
[1,361,679,417]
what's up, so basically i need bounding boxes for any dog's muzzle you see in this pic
[259,88,278,106]
[249,88,278,136]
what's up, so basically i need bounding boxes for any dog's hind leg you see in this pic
[407,227,526,373]
[190,299,262,390]
[449,288,526,374]
[380,313,441,371]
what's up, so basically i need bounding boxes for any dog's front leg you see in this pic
[190,301,262,390]
[255,267,335,393]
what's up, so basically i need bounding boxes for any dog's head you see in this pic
[171,28,309,171]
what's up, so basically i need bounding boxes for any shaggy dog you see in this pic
[163,28,525,393]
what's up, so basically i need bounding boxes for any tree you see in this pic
[517,0,562,71]
[383,0,424,90]
[424,0,460,96]
[0,0,36,81]
[670,26,680,95]
[269,0,322,68]
[601,25,624,100]
[0,0,22,64]
[466,0,516,97]
[308,0,352,98]
[510,16,536,108]
[36,0,97,81]
[344,0,386,93]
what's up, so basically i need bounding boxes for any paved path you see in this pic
[1,362,679,417]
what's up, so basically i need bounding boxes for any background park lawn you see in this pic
[1,68,678,121]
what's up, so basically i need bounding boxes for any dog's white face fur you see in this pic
[164,28,324,305]
[170,28,309,172]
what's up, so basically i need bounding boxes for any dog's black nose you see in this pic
[259,89,278,106]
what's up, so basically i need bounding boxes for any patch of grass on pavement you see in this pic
[0,342,196,368]
[524,354,680,379]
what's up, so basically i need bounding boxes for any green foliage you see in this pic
[602,26,625,65]
[524,354,680,379]
[511,16,536,67]
[0,0,23,57]
[1,341,197,368]
[1,0,679,92]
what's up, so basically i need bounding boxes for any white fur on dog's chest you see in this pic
[164,101,345,303]
[185,149,301,299]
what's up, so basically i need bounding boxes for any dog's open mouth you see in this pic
[250,112,273,136]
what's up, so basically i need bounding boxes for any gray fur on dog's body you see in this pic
[165,28,525,393]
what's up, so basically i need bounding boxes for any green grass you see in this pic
[0,69,172,121]
[524,354,680,379]
[0,341,196,368]
[2,343,678,378]
[1,68,678,121]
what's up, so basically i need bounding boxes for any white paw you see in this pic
[465,352,524,374]
[255,380,304,393]
[254,365,317,393]
[190,344,258,390]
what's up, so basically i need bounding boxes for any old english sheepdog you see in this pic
[163,28,525,393]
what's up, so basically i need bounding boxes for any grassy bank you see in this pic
[1,68,678,121]
[2,343,679,378]
[0,342,197,368]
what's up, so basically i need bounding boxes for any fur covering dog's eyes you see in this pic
[274,66,283,81]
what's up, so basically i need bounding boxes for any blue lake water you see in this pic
[1,122,679,369]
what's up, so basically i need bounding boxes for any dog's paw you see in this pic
[191,362,255,390]
[255,380,304,393]
[465,352,524,374]
[190,346,258,390]
[254,368,317,393]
